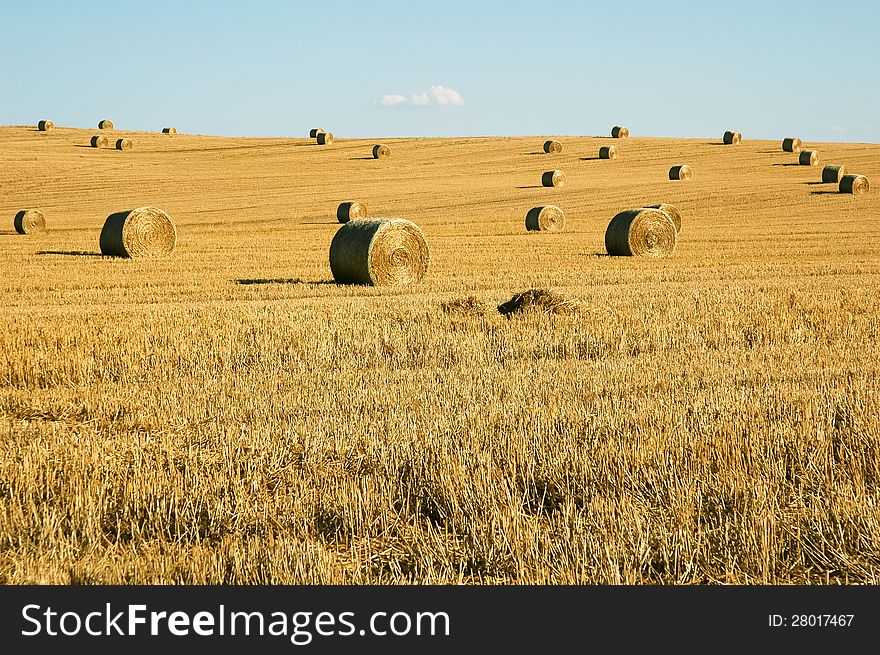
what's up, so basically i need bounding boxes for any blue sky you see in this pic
[1,0,877,141]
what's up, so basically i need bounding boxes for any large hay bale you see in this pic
[90,135,109,148]
[309,128,325,138]
[372,144,391,159]
[317,131,334,145]
[38,120,54,131]
[329,218,429,286]
[337,201,368,223]
[645,203,682,233]
[115,138,133,151]
[605,208,677,257]
[782,137,802,153]
[611,125,629,138]
[723,130,742,144]
[799,150,819,166]
[98,119,114,129]
[162,127,177,134]
[525,205,565,232]
[541,170,566,187]
[99,206,177,258]
[839,174,869,195]
[13,209,46,235]
[599,145,618,160]
[543,140,562,154]
[822,165,847,183]
[669,165,692,180]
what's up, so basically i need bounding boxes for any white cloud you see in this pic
[378,94,407,107]
[427,85,465,106]
[411,92,431,106]
[377,85,465,108]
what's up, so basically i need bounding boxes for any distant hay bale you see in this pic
[441,296,487,317]
[723,130,742,145]
[13,209,46,235]
[38,120,54,131]
[329,218,429,286]
[822,165,847,183]
[309,128,325,138]
[669,165,692,180]
[162,127,177,134]
[645,203,682,233]
[839,174,869,195]
[543,140,562,154]
[799,150,819,166]
[317,132,334,145]
[599,145,618,160]
[497,289,580,316]
[98,119,114,129]
[541,170,566,187]
[372,144,391,159]
[611,126,629,138]
[782,137,802,153]
[605,207,677,257]
[90,135,108,148]
[337,201,368,223]
[115,138,133,151]
[99,206,177,258]
[525,205,565,232]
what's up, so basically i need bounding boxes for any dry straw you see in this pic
[38,120,54,131]
[99,206,177,258]
[782,137,802,153]
[309,128,325,138]
[337,201,368,223]
[14,209,46,235]
[822,165,847,183]
[723,130,742,145]
[525,205,565,232]
[98,119,114,129]
[605,207,677,257]
[115,138,133,151]
[645,203,682,233]
[497,289,580,316]
[541,170,566,187]
[599,146,618,160]
[317,132,334,145]
[669,165,692,180]
[799,150,819,166]
[372,144,391,159]
[329,218,429,286]
[90,135,109,148]
[162,127,177,134]
[441,296,487,317]
[839,174,869,195]
[543,140,563,154]
[611,126,629,138]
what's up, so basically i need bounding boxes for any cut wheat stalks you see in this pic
[525,205,565,232]
[310,128,325,138]
[90,135,109,148]
[541,170,566,187]
[822,165,847,183]
[497,289,580,316]
[162,127,177,134]
[98,119,114,129]
[13,209,46,235]
[115,138,133,151]
[38,120,54,131]
[669,165,692,181]
[799,150,819,166]
[337,201,368,223]
[317,132,334,145]
[605,208,677,257]
[611,126,629,138]
[599,145,618,160]
[99,206,177,258]
[782,137,802,153]
[645,203,682,233]
[372,144,391,159]
[723,130,742,145]
[839,174,869,195]
[543,140,562,154]
[329,218,429,286]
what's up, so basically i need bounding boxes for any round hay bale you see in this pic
[605,208,677,257]
[162,127,177,134]
[543,140,562,154]
[329,218,429,286]
[611,125,629,138]
[317,131,334,145]
[525,205,565,232]
[99,206,177,258]
[337,201,368,223]
[799,150,819,166]
[723,130,742,145]
[372,144,391,159]
[309,128,325,138]
[822,165,847,184]
[669,165,692,181]
[644,203,682,233]
[115,138,133,151]
[782,137,802,153]
[599,145,618,160]
[90,135,108,148]
[13,209,46,235]
[839,174,869,195]
[38,120,54,131]
[541,170,566,187]
[98,119,114,129]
